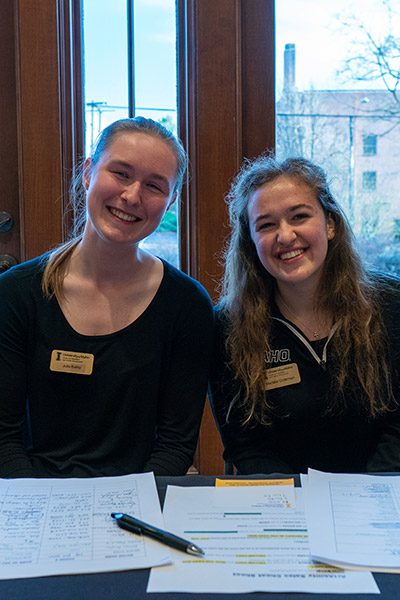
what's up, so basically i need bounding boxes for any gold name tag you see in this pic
[50,350,94,375]
[265,363,301,390]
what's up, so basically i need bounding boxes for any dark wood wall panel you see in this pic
[16,0,64,260]
[241,0,275,159]
[179,0,241,297]
[192,0,242,295]
[0,1,20,263]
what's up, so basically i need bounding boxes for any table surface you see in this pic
[1,474,398,600]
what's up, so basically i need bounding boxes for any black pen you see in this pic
[111,512,204,556]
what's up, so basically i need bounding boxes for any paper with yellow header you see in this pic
[147,483,378,594]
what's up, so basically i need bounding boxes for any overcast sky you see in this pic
[83,0,399,146]
[276,0,400,93]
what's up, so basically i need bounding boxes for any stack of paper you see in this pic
[304,468,400,573]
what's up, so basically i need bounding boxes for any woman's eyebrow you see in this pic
[288,203,314,212]
[108,159,132,170]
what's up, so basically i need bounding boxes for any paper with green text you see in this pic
[147,484,378,594]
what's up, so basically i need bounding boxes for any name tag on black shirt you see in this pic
[265,363,301,390]
[50,350,94,375]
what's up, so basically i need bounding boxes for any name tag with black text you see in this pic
[50,350,94,375]
[265,363,301,390]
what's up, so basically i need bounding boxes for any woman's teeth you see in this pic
[280,249,304,260]
[109,208,138,222]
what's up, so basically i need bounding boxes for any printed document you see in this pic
[305,469,400,572]
[0,472,171,579]
[147,484,378,594]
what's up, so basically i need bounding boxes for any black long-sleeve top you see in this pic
[0,255,214,478]
[209,275,400,474]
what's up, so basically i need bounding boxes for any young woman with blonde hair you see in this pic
[209,155,400,474]
[0,117,213,478]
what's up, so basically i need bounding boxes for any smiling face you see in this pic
[82,132,178,248]
[247,175,335,292]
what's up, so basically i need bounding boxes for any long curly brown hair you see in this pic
[219,154,393,425]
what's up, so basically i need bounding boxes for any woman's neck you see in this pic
[274,282,332,340]
[60,238,164,336]
[70,236,150,287]
[275,281,316,314]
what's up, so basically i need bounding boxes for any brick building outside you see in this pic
[276,43,400,275]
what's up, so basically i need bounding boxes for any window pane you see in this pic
[133,0,178,267]
[276,0,400,275]
[83,0,129,154]
[362,171,377,191]
[133,0,177,127]
[363,135,377,156]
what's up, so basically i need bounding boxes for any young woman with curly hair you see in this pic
[209,155,400,474]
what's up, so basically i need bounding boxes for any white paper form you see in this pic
[306,469,400,572]
[0,472,171,580]
[147,485,378,594]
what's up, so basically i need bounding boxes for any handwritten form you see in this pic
[147,484,378,594]
[0,472,171,579]
[305,469,400,572]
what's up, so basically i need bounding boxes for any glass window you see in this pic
[363,134,377,156]
[83,0,129,154]
[82,0,179,266]
[132,0,178,266]
[362,171,377,191]
[276,0,400,275]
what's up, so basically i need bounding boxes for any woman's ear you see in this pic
[327,216,335,240]
[82,158,93,190]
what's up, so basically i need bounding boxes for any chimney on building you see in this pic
[283,43,296,91]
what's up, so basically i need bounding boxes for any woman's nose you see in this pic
[121,181,141,204]
[276,221,296,244]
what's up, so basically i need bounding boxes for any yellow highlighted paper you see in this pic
[216,478,294,487]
